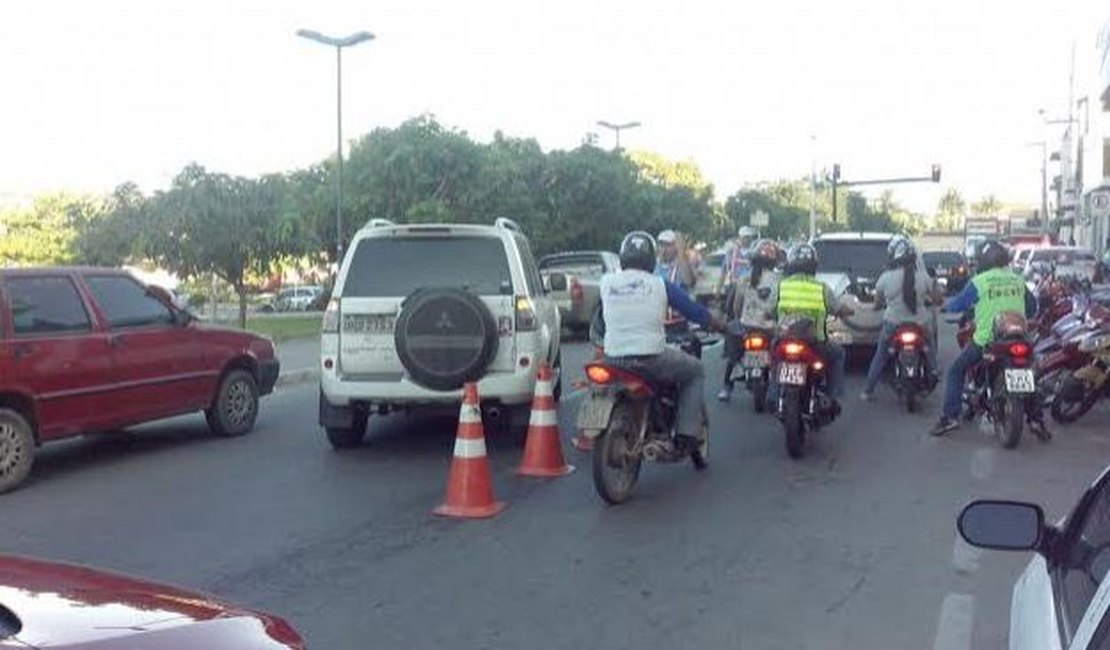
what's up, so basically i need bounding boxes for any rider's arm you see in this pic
[943,281,978,313]
[825,285,854,318]
[1024,287,1038,318]
[664,279,713,328]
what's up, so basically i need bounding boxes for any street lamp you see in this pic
[297,28,375,262]
[1025,141,1048,234]
[596,120,641,151]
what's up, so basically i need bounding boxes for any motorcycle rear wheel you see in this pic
[994,383,1024,449]
[782,391,806,459]
[752,379,767,414]
[905,388,918,413]
[592,401,643,505]
[690,405,709,471]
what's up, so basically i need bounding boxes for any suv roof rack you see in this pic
[366,218,396,229]
[494,217,522,233]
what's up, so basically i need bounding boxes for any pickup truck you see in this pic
[539,251,621,335]
[0,266,279,493]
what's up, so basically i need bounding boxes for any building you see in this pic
[1074,16,1110,253]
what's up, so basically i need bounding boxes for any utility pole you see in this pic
[596,120,641,151]
[809,135,817,240]
[1026,142,1049,234]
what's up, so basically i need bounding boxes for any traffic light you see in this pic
[931,164,941,183]
[833,164,841,181]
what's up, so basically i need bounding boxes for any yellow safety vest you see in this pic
[776,275,828,340]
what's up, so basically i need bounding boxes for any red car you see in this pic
[0,554,303,649]
[0,267,280,493]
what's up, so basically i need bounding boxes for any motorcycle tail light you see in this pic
[1009,342,1031,358]
[586,364,612,384]
[744,335,767,351]
[897,330,919,346]
[778,341,806,359]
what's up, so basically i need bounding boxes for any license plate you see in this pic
[742,351,770,368]
[778,362,807,386]
[576,395,616,431]
[343,314,396,334]
[1004,368,1035,393]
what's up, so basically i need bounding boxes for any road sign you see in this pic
[965,218,998,236]
[750,210,769,227]
[1091,190,1110,218]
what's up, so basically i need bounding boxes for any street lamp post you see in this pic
[1025,141,1048,235]
[596,120,641,151]
[297,28,375,263]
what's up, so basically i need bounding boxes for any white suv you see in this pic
[318,217,561,448]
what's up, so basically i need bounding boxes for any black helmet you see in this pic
[619,231,657,273]
[750,239,780,269]
[786,243,818,275]
[887,235,916,267]
[977,240,1010,271]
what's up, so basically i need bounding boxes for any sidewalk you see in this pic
[274,337,320,387]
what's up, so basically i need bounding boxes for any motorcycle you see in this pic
[881,322,936,413]
[772,319,840,459]
[960,312,1039,449]
[1050,333,1110,424]
[734,328,773,413]
[577,329,712,505]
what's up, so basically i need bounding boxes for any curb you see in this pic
[275,367,320,388]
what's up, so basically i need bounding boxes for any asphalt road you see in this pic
[5,326,1110,649]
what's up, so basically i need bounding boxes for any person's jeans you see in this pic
[606,347,706,440]
[864,322,939,394]
[943,343,983,420]
[722,321,746,388]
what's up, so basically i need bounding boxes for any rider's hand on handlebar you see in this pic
[708,316,728,334]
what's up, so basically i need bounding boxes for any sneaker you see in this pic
[859,390,874,402]
[1028,419,1053,442]
[930,417,959,437]
[717,386,733,402]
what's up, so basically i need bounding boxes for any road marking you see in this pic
[932,593,975,650]
[951,536,981,575]
[969,448,995,481]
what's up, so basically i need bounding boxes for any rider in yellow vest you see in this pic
[931,240,1048,437]
[768,243,855,401]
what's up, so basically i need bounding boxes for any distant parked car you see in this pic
[0,267,279,493]
[693,248,727,307]
[921,250,970,295]
[538,251,620,335]
[958,464,1110,650]
[1022,247,1098,284]
[0,554,304,648]
[260,286,323,312]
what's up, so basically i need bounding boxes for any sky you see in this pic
[1,0,1106,214]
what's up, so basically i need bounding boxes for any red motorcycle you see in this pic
[880,322,935,413]
[958,313,1040,449]
[772,319,840,459]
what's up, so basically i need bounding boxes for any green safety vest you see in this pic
[776,275,828,340]
[971,268,1027,346]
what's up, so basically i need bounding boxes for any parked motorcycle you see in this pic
[1050,333,1110,424]
[960,312,1039,449]
[578,329,712,505]
[772,319,840,459]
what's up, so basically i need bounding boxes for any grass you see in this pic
[211,313,322,341]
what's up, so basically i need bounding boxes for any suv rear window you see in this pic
[539,256,607,280]
[814,240,889,279]
[343,236,513,298]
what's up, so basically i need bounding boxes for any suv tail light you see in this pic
[516,296,537,331]
[323,298,340,333]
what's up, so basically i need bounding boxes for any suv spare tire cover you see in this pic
[394,287,500,391]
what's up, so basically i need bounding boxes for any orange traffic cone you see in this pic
[434,383,506,519]
[516,363,575,478]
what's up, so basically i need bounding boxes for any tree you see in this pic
[0,193,97,266]
[143,164,293,327]
[72,182,147,266]
[971,194,1002,217]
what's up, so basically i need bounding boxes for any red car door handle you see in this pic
[108,335,124,348]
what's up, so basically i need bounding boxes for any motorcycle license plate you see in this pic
[778,362,807,386]
[743,351,770,368]
[1004,368,1036,394]
[576,395,616,432]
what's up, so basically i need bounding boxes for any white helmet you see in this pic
[737,226,758,240]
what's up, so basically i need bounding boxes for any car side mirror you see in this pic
[958,500,1045,552]
[548,272,568,292]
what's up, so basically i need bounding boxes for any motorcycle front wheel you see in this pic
[592,401,643,505]
[1050,386,1099,424]
[782,389,806,459]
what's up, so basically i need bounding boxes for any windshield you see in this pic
[343,236,512,297]
[922,252,963,267]
[538,255,608,280]
[814,240,890,279]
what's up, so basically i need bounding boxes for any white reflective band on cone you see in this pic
[458,404,482,424]
[533,381,554,397]
[529,409,558,427]
[453,437,488,458]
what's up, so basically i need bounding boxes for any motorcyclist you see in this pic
[717,226,759,318]
[767,243,854,401]
[930,240,1048,437]
[861,235,942,400]
[599,231,725,452]
[718,238,781,402]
